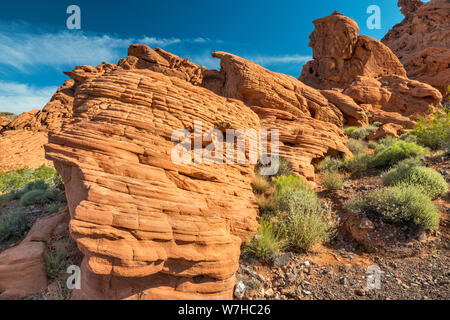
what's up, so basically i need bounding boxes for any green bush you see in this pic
[347,139,367,155]
[350,185,440,230]
[0,210,29,242]
[252,175,271,194]
[344,126,358,136]
[273,175,311,197]
[320,171,344,190]
[317,156,342,173]
[20,188,64,206]
[245,219,286,260]
[342,154,373,173]
[283,197,333,251]
[0,166,60,195]
[277,188,319,214]
[373,122,383,127]
[368,141,378,150]
[372,140,427,169]
[44,245,69,279]
[410,105,450,150]
[382,159,448,199]
[348,126,377,140]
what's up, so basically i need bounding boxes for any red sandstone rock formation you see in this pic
[0,209,68,299]
[382,0,450,94]
[45,66,262,300]
[300,11,443,119]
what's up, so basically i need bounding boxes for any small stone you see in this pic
[303,260,310,267]
[303,290,312,295]
[273,252,294,268]
[355,289,366,296]
[264,288,274,297]
[234,281,246,299]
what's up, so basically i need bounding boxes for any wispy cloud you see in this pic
[246,54,311,66]
[0,80,57,114]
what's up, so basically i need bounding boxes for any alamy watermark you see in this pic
[366,5,381,30]
[171,121,280,176]
[66,5,81,30]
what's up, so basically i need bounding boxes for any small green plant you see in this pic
[347,138,367,155]
[0,210,29,242]
[252,175,270,194]
[410,105,450,150]
[46,202,64,214]
[0,166,60,195]
[20,188,64,206]
[245,219,286,260]
[373,122,383,127]
[317,156,342,173]
[350,185,440,230]
[348,126,377,140]
[273,175,311,198]
[284,199,333,251]
[44,245,69,279]
[372,140,427,168]
[368,141,378,149]
[321,171,344,190]
[382,159,448,200]
[342,153,373,173]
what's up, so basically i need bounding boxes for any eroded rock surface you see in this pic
[382,0,450,94]
[300,11,443,118]
[45,66,261,300]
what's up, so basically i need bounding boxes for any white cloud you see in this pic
[246,54,312,66]
[0,80,57,114]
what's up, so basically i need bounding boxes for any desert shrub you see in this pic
[373,122,383,127]
[371,140,427,168]
[344,126,358,136]
[252,175,271,194]
[245,219,286,260]
[350,185,440,230]
[255,195,278,216]
[410,105,450,150]
[382,159,448,199]
[46,202,64,214]
[378,136,396,147]
[283,196,333,251]
[368,141,378,150]
[349,126,377,140]
[341,153,374,173]
[276,188,318,213]
[317,156,342,173]
[20,188,65,207]
[44,245,69,279]
[0,166,60,195]
[400,132,419,144]
[321,171,344,190]
[0,210,29,242]
[273,175,311,198]
[347,139,367,155]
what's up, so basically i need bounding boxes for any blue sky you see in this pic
[0,0,410,114]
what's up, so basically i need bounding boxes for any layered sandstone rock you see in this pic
[0,209,68,299]
[382,0,450,94]
[203,51,351,181]
[300,11,443,119]
[45,67,261,300]
[0,130,52,172]
[0,116,10,129]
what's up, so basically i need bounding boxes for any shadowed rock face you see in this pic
[382,0,450,95]
[45,66,261,300]
[300,11,443,120]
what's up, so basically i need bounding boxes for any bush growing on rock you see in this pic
[0,210,29,242]
[382,159,448,199]
[245,219,286,260]
[350,185,440,230]
[255,195,277,216]
[348,126,377,140]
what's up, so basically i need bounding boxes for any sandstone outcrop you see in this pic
[367,123,403,141]
[0,208,68,299]
[45,65,262,300]
[0,117,10,129]
[382,0,450,94]
[300,11,443,120]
